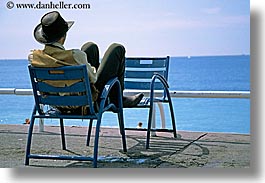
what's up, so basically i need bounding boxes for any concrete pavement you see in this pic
[0,124,250,168]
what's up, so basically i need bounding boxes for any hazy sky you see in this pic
[0,0,250,59]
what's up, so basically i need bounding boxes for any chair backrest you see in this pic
[124,56,170,90]
[28,65,95,115]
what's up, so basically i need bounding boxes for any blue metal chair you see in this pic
[124,56,177,149]
[25,65,127,168]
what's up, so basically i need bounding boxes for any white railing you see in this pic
[0,88,250,133]
[0,88,250,98]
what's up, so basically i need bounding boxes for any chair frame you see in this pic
[25,65,127,168]
[124,56,177,149]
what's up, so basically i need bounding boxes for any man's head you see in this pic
[57,33,67,45]
[34,11,74,44]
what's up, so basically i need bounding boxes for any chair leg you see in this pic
[157,102,166,129]
[25,116,36,165]
[118,108,127,152]
[60,118,66,150]
[164,87,177,138]
[93,114,102,168]
[146,105,154,149]
[168,97,177,138]
[86,119,93,146]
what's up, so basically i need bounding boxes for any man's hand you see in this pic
[91,84,99,101]
[28,50,34,64]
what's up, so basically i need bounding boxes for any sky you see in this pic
[0,0,250,59]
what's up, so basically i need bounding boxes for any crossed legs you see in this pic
[81,42,143,107]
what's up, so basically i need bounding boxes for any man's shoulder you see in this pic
[72,49,86,58]
[72,49,85,55]
[71,49,87,63]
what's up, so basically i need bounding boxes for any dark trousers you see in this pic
[81,42,126,101]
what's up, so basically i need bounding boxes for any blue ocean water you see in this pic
[0,55,250,134]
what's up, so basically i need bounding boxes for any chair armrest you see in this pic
[150,72,169,90]
[150,73,170,100]
[153,73,169,88]
[100,77,120,99]
[98,77,123,112]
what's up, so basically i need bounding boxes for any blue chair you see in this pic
[124,56,177,149]
[25,65,127,168]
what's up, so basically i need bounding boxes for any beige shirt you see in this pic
[29,42,97,84]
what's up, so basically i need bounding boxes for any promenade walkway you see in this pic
[0,124,250,168]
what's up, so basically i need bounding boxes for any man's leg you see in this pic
[95,43,125,92]
[81,42,100,70]
[95,43,143,107]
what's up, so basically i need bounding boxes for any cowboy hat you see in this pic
[34,11,74,44]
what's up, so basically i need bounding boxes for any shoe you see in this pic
[123,93,144,108]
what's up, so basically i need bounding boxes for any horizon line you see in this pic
[0,53,250,60]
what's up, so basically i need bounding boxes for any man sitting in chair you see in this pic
[29,11,144,114]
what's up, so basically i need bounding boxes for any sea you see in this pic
[0,55,250,134]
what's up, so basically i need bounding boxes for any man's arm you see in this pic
[72,49,97,84]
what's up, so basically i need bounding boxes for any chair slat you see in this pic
[124,81,164,90]
[32,68,85,80]
[125,70,165,79]
[124,57,169,90]
[39,95,88,106]
[125,58,167,68]
[37,81,86,93]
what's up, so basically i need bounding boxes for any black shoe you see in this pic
[123,93,144,107]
